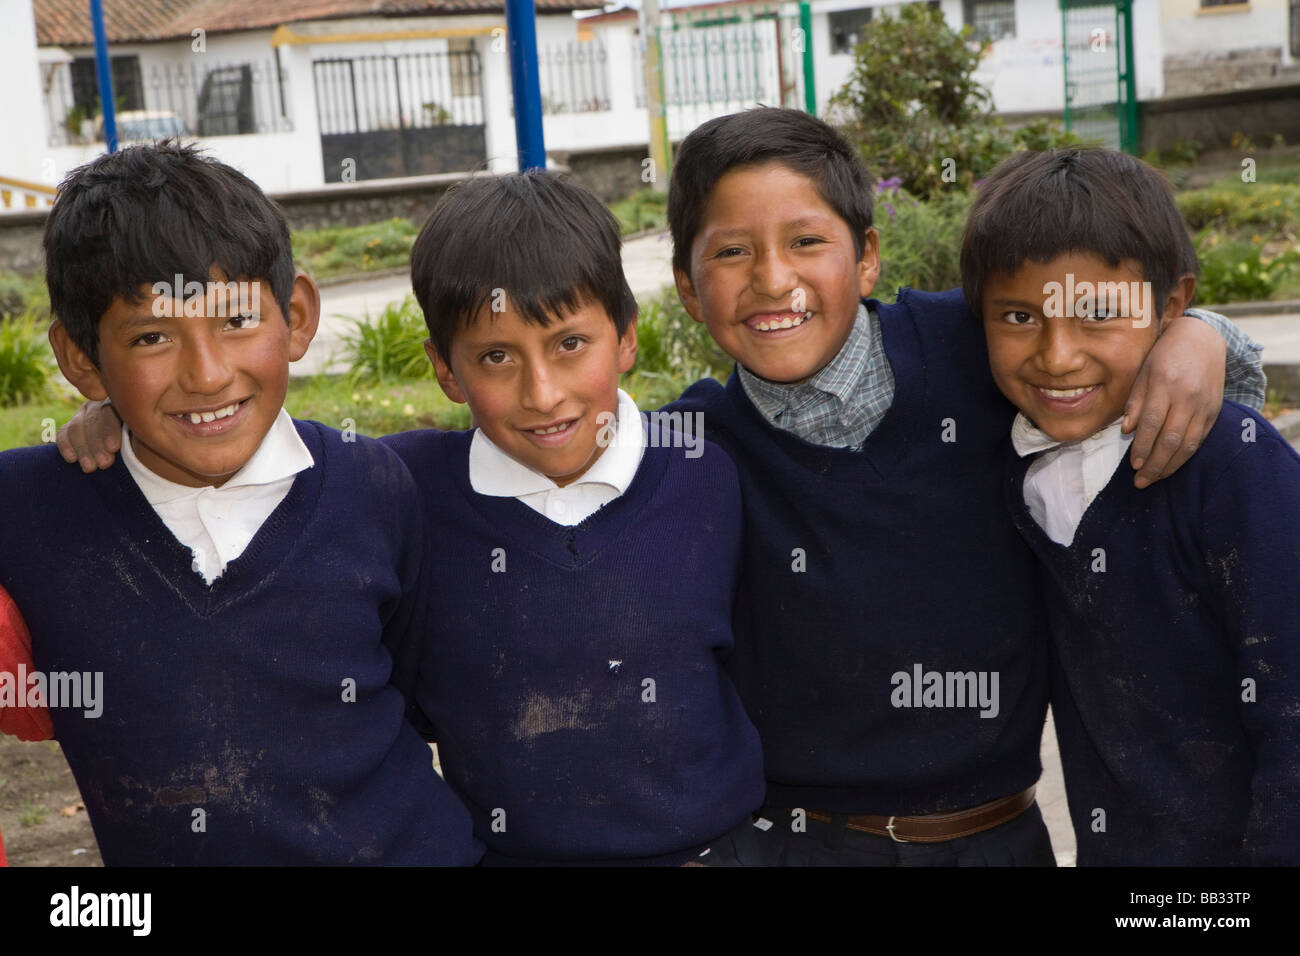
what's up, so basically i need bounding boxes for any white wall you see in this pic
[1160,0,1292,65]
[2,0,51,184]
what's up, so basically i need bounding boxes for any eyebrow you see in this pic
[703,217,836,241]
[460,317,585,351]
[987,297,1044,310]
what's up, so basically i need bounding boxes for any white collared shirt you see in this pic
[1011,414,1133,547]
[120,408,315,584]
[469,389,645,526]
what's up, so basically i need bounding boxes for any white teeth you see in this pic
[1040,386,1095,398]
[754,313,808,332]
[533,422,570,435]
[183,402,240,424]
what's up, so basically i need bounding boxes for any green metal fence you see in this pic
[638,3,815,138]
[1060,0,1138,153]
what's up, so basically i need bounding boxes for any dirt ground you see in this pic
[0,735,101,867]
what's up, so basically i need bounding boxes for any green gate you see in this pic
[1060,0,1138,153]
[645,2,816,139]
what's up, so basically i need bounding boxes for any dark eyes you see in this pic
[226,313,261,330]
[1001,311,1034,325]
[133,331,167,347]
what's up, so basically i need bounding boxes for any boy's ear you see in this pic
[857,228,881,299]
[617,316,638,375]
[48,319,109,402]
[286,273,321,362]
[1160,273,1198,327]
[426,339,467,405]
[673,266,705,325]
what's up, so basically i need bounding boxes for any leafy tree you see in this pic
[828,4,1080,200]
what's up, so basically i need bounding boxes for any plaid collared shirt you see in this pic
[737,302,1265,449]
[737,303,892,449]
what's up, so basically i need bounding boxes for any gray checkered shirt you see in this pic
[737,303,1265,449]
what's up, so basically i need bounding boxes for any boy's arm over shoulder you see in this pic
[1198,405,1300,864]
[1184,308,1267,411]
[305,422,434,735]
[0,584,54,742]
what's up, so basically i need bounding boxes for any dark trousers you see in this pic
[698,800,1057,867]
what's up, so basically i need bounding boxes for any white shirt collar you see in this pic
[1011,413,1129,459]
[1012,414,1132,547]
[120,406,314,500]
[469,389,645,499]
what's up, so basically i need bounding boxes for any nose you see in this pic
[1038,321,1087,378]
[519,358,564,415]
[750,244,798,301]
[177,330,235,395]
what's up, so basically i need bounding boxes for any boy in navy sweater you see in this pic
[3,143,480,865]
[961,148,1299,865]
[379,169,764,865]
[663,108,1266,864]
[53,171,764,864]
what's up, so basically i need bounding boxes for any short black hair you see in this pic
[960,147,1197,315]
[668,107,875,276]
[410,169,637,362]
[43,141,294,365]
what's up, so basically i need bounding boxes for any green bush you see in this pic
[337,295,434,383]
[829,4,1083,200]
[292,218,419,280]
[1194,232,1298,305]
[1177,182,1300,232]
[874,185,971,300]
[633,286,729,384]
[609,189,668,236]
[0,273,49,322]
[0,313,55,406]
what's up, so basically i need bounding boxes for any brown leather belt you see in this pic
[804,785,1037,844]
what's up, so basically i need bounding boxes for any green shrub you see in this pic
[1177,182,1300,232]
[609,189,668,236]
[337,295,434,383]
[874,186,971,300]
[633,286,728,384]
[292,218,419,280]
[0,272,49,322]
[0,313,55,406]
[829,4,1083,201]
[1194,231,1298,305]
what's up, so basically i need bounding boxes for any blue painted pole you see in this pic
[89,0,118,153]
[504,0,546,170]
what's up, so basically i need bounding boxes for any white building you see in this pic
[5,0,1298,199]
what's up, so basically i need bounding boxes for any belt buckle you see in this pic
[885,815,909,844]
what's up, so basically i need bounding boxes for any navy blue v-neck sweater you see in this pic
[382,428,765,865]
[1007,403,1300,865]
[665,288,1049,814]
[0,422,481,865]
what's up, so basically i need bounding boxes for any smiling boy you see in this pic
[0,143,479,865]
[963,148,1300,865]
[663,107,1266,865]
[376,170,764,864]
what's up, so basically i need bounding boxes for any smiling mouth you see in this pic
[746,312,811,332]
[171,399,249,424]
[1034,385,1099,399]
[524,419,577,436]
